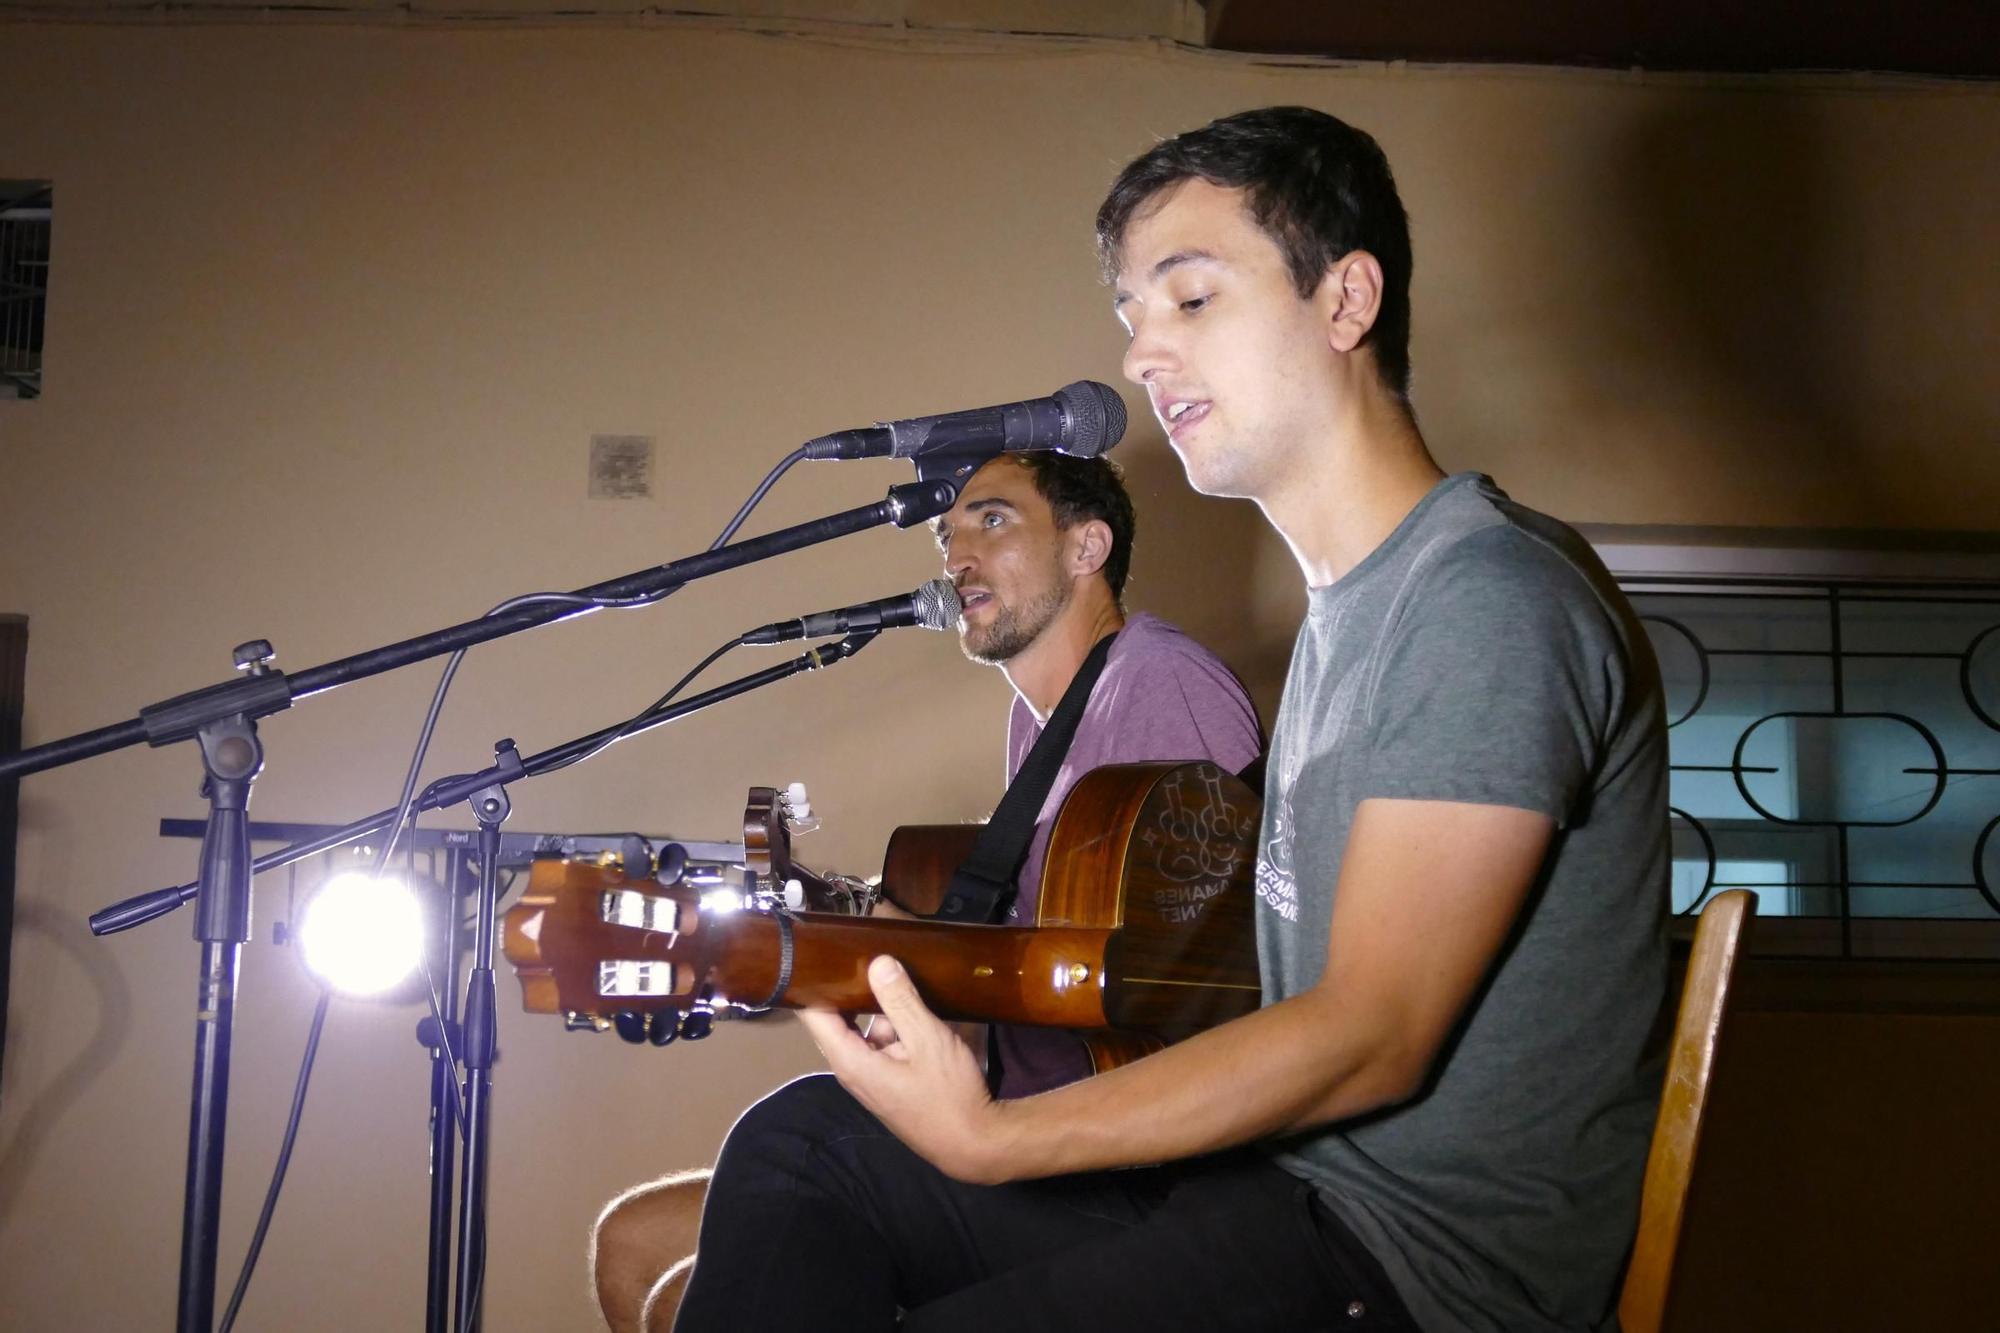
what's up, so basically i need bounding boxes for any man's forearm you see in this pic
[819,802,1553,1188]
[976,989,1416,1184]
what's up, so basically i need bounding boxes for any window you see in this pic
[1591,530,2000,959]
[1,180,50,401]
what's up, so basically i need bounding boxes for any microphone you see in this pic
[801,381,1128,463]
[742,579,964,646]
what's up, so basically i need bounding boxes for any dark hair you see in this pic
[1014,453,1136,604]
[1095,105,1414,400]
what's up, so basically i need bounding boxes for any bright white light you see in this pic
[299,871,424,996]
[700,887,744,915]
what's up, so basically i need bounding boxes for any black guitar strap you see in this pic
[932,631,1119,925]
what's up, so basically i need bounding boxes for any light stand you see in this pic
[161,817,749,1333]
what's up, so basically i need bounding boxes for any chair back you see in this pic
[1619,889,1755,1333]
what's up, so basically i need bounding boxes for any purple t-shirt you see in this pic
[993,612,1262,1097]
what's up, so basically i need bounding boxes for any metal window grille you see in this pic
[1621,573,2000,958]
[1,181,50,401]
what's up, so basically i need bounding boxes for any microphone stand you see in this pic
[147,631,883,1333]
[423,845,468,1333]
[5,479,954,780]
[450,758,507,1333]
[4,475,954,1333]
[91,634,884,936]
[434,631,883,1333]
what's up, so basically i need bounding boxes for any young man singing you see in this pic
[675,106,1669,1333]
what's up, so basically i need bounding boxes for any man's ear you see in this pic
[1320,250,1384,355]
[1066,519,1114,580]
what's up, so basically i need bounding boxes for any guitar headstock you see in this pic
[504,783,855,1036]
[744,782,840,911]
[503,858,709,1024]
[502,840,818,1036]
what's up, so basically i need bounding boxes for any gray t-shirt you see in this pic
[1256,474,1669,1332]
[997,611,1264,1097]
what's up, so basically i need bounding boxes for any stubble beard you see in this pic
[960,573,1072,666]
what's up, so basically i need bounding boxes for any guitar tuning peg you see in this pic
[782,781,820,833]
[680,987,716,1041]
[619,835,656,879]
[783,878,806,910]
[613,1012,648,1045]
[647,1013,679,1046]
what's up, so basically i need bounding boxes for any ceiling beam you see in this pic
[1204,1,1997,78]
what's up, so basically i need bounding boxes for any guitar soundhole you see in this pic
[598,959,677,998]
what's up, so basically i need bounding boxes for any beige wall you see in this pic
[0,21,1994,1330]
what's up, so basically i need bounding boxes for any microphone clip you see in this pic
[886,478,960,527]
[808,630,880,668]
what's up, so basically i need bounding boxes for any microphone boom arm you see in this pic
[89,630,885,937]
[2,481,953,784]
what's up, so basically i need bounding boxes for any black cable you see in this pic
[375,449,805,1127]
[715,446,806,548]
[440,457,803,1333]
[378,444,804,873]
[216,445,808,1330]
[458,1241,486,1333]
[218,989,331,1333]
[459,865,523,931]
[533,634,746,779]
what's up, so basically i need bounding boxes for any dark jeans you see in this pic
[675,1074,1416,1333]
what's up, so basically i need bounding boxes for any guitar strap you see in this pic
[931,630,1119,925]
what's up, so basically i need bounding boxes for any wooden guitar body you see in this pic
[504,762,1264,1062]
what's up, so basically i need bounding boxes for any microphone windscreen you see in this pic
[1055,381,1128,458]
[915,578,963,630]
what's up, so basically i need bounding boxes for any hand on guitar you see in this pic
[798,955,1009,1185]
[859,1011,899,1048]
[862,898,991,1064]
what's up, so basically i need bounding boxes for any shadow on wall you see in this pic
[0,830,132,1219]
[1116,436,1299,723]
[1598,96,1890,524]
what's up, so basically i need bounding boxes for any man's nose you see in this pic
[1122,320,1174,386]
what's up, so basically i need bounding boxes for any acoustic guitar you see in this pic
[503,761,1264,1069]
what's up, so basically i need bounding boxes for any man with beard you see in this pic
[590,450,1262,1333]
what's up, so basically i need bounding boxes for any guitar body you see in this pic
[1047,759,1264,1065]
[504,762,1265,1060]
[878,824,977,918]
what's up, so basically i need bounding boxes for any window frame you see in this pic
[1586,525,2000,961]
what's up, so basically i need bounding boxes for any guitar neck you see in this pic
[507,762,1263,1042]
[698,911,1114,1029]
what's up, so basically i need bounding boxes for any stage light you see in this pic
[298,870,425,996]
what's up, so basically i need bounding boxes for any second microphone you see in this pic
[742,579,963,645]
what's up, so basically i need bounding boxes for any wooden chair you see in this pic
[1618,888,1756,1333]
